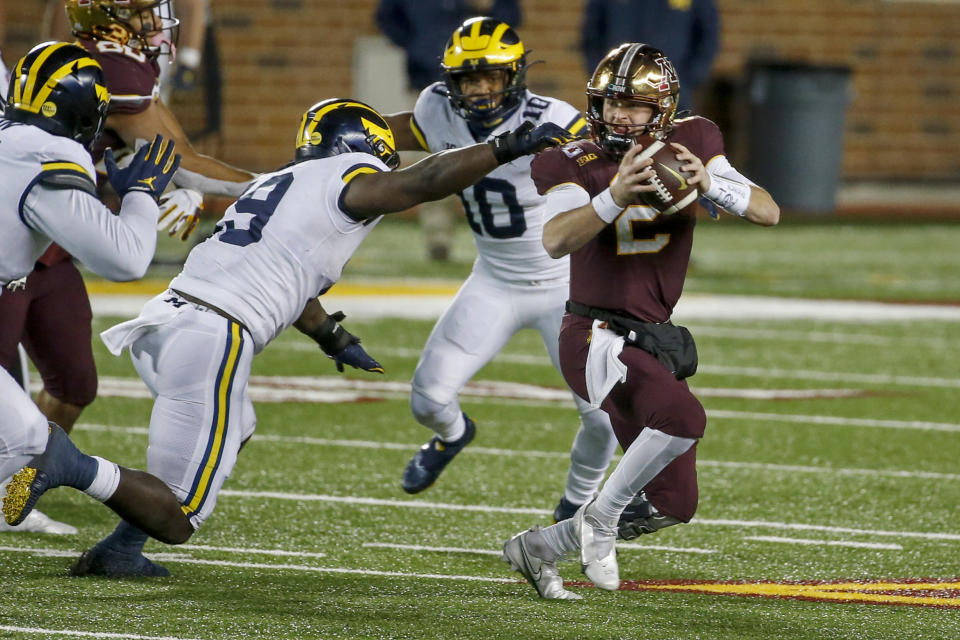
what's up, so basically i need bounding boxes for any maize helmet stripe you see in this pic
[13,41,72,106]
[27,58,105,114]
[296,100,375,150]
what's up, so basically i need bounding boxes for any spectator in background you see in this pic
[581,0,720,112]
[375,0,521,261]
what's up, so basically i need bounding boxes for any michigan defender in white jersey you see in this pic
[1,42,194,553]
[384,18,618,505]
[76,98,576,578]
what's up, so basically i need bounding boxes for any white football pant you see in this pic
[0,366,48,480]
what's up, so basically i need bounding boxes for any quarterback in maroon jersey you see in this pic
[501,43,779,600]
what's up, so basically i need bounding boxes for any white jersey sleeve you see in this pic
[169,153,388,352]
[0,121,158,284]
[412,87,589,282]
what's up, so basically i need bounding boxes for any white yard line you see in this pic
[0,626,198,640]
[743,536,902,550]
[78,423,960,482]
[213,491,960,542]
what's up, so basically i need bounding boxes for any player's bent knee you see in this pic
[409,386,458,429]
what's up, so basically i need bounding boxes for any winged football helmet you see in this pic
[441,17,528,125]
[586,43,681,155]
[294,98,400,169]
[4,41,110,149]
[65,0,179,58]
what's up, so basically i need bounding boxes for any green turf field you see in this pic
[2,217,959,639]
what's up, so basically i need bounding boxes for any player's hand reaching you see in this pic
[312,311,384,374]
[489,121,579,165]
[158,188,204,241]
[106,134,181,201]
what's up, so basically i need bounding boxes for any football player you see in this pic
[502,43,779,599]
[382,18,620,511]
[0,0,258,533]
[64,98,574,577]
[1,42,195,551]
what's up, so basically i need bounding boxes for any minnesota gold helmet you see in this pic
[4,41,110,149]
[441,17,528,125]
[586,43,681,155]
[294,98,400,169]
[65,0,179,58]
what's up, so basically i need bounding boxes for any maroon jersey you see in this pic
[532,116,724,323]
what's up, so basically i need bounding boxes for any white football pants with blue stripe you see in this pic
[0,366,48,481]
[122,298,256,530]
[410,265,618,505]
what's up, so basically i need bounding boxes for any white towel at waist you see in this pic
[584,319,627,408]
[100,291,179,356]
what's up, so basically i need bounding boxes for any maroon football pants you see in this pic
[559,313,705,522]
[0,259,97,406]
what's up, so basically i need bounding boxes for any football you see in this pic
[635,139,699,215]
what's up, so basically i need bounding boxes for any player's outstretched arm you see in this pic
[294,298,384,374]
[382,112,427,152]
[343,122,575,219]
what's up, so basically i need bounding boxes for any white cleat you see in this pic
[574,501,619,591]
[502,527,581,600]
[0,508,78,535]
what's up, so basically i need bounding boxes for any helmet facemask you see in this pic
[586,43,680,157]
[441,17,528,127]
[65,0,180,59]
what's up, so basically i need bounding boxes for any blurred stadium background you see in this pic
[4,0,959,220]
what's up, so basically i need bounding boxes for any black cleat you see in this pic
[401,414,476,494]
[71,543,170,578]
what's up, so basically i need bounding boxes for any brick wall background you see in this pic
[4,0,959,180]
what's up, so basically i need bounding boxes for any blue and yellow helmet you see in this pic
[294,98,400,169]
[4,41,110,150]
[441,17,528,125]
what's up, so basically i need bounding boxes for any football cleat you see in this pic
[0,509,78,535]
[2,424,96,527]
[617,492,682,540]
[70,543,170,578]
[502,527,581,600]
[401,414,476,494]
[574,500,620,591]
[552,496,581,524]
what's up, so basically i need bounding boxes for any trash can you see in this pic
[745,61,852,213]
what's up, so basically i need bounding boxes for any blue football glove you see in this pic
[488,121,578,164]
[312,311,384,374]
[106,134,181,201]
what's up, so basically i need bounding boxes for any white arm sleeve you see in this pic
[704,155,756,216]
[544,183,591,221]
[22,186,158,281]
[705,155,756,187]
[173,166,254,197]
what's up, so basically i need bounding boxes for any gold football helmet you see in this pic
[441,17,528,125]
[586,43,681,154]
[64,0,179,57]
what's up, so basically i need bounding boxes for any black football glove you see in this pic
[311,311,384,374]
[106,134,181,201]
[488,121,578,165]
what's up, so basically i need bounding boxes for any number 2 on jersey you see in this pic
[216,173,293,247]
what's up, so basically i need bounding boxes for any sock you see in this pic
[99,520,149,555]
[438,414,465,443]
[83,457,121,501]
[537,518,579,561]
[589,429,695,526]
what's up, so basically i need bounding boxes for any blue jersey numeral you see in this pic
[459,177,526,239]
[216,173,293,247]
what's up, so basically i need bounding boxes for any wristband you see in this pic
[703,175,751,217]
[591,187,625,224]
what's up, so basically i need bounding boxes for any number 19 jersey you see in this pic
[412,84,589,282]
[170,153,387,352]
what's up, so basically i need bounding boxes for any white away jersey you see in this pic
[170,153,386,352]
[0,121,97,284]
[412,84,589,282]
